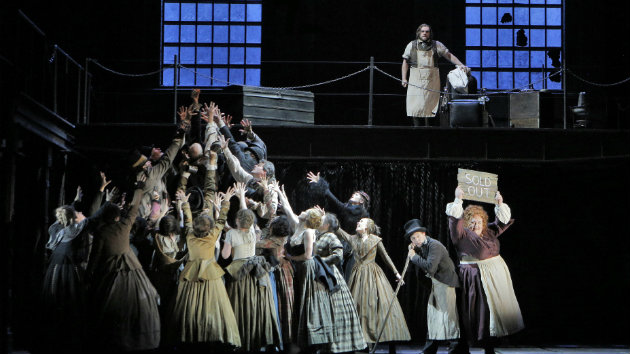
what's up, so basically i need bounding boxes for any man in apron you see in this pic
[404,219,468,354]
[402,24,468,126]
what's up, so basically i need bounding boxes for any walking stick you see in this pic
[369,255,411,354]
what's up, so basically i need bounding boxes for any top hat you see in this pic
[403,219,427,240]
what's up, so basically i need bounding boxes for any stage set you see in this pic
[1,1,629,354]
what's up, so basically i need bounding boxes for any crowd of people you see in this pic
[40,89,522,354]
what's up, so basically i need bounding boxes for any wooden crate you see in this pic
[225,86,315,125]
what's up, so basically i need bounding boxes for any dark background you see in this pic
[1,0,630,351]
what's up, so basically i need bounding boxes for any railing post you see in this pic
[173,55,178,124]
[368,56,374,126]
[53,45,58,113]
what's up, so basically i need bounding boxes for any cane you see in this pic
[369,255,411,354]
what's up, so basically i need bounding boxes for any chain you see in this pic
[179,64,370,91]
[567,69,630,87]
[90,59,166,77]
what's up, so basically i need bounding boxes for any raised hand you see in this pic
[105,186,119,202]
[191,88,200,102]
[314,205,325,215]
[495,191,503,205]
[233,182,247,198]
[200,107,210,123]
[224,114,234,129]
[217,133,230,151]
[306,171,320,184]
[176,189,190,203]
[74,186,83,201]
[239,118,252,136]
[455,186,464,200]
[223,185,236,201]
[257,174,269,190]
[100,171,112,192]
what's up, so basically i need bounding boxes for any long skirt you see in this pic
[348,262,411,343]
[89,251,161,351]
[328,266,367,352]
[292,258,334,348]
[168,259,240,346]
[226,258,282,351]
[459,255,524,342]
[274,261,294,344]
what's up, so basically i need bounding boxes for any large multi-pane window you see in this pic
[465,0,562,90]
[161,1,262,87]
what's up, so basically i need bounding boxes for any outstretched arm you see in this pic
[377,241,402,282]
[271,181,299,228]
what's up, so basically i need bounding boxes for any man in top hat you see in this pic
[404,219,467,354]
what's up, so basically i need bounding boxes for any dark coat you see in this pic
[411,236,459,288]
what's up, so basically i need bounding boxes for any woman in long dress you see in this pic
[338,218,411,345]
[221,183,281,352]
[167,186,241,347]
[87,174,161,352]
[446,186,524,354]
[274,184,334,352]
[315,213,367,353]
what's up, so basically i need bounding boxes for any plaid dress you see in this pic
[315,232,367,353]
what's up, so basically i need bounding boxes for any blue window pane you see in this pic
[531,51,545,68]
[198,3,212,21]
[466,7,481,25]
[498,0,513,3]
[466,28,481,46]
[499,29,512,46]
[231,4,245,21]
[515,51,529,68]
[547,8,561,26]
[164,25,179,42]
[246,69,261,86]
[471,71,481,86]
[214,3,229,21]
[531,0,545,4]
[212,68,228,86]
[548,78,561,89]
[482,71,497,89]
[498,7,513,25]
[498,50,513,67]
[531,72,543,90]
[547,0,562,4]
[180,47,195,64]
[514,7,529,25]
[229,68,244,85]
[246,47,261,65]
[482,0,497,3]
[515,72,529,88]
[230,25,245,43]
[482,50,497,67]
[179,68,194,86]
[466,50,481,67]
[181,25,195,43]
[163,68,174,86]
[247,4,262,22]
[164,3,179,21]
[467,0,481,3]
[214,25,228,43]
[197,26,211,43]
[482,7,497,25]
[181,3,196,21]
[197,47,211,64]
[163,46,178,64]
[531,7,545,25]
[482,29,497,46]
[514,0,528,3]
[230,47,244,64]
[246,26,261,44]
[547,29,561,47]
[196,68,211,87]
[530,29,545,47]
[498,71,513,89]
[213,47,228,64]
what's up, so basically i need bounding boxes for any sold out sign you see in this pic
[457,168,498,204]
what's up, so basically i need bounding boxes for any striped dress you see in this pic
[345,233,411,343]
[315,232,367,352]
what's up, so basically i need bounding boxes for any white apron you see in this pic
[461,255,525,337]
[406,48,441,118]
[426,278,460,340]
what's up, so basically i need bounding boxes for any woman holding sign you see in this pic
[445,186,524,354]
